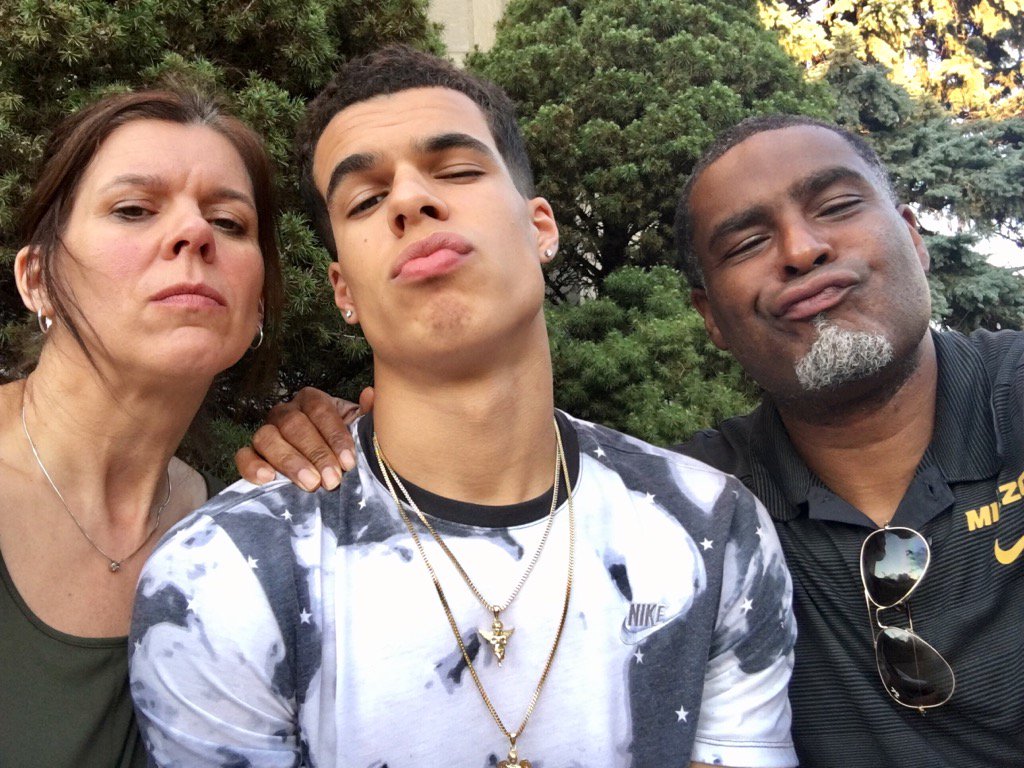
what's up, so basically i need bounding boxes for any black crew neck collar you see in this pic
[358,411,580,528]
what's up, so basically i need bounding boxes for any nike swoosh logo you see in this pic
[994,534,1024,565]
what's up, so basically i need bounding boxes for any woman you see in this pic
[0,89,283,768]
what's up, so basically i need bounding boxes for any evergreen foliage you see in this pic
[467,0,834,299]
[548,266,757,445]
[0,0,441,477]
[762,0,1024,118]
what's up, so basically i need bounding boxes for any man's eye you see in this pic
[820,197,861,216]
[348,193,386,217]
[725,235,768,260]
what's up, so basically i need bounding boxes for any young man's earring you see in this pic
[344,309,354,320]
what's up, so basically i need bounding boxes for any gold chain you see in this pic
[374,418,562,615]
[373,422,574,766]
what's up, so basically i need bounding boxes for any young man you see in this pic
[676,115,1024,766]
[129,47,797,768]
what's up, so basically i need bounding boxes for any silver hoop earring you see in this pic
[37,309,52,334]
[251,324,264,350]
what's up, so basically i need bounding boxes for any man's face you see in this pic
[312,87,558,374]
[689,126,932,403]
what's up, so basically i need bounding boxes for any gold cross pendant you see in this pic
[479,613,514,665]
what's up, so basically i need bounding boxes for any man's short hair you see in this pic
[297,44,536,258]
[673,114,896,289]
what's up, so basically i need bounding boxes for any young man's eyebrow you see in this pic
[325,152,380,205]
[419,132,496,160]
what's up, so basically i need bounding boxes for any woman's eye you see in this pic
[210,216,245,234]
[113,205,151,220]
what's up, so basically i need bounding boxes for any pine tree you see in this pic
[0,0,442,475]
[762,0,1024,118]
[467,0,834,300]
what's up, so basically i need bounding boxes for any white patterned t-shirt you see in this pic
[130,414,798,767]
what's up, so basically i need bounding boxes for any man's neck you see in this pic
[777,332,938,527]
[370,353,558,507]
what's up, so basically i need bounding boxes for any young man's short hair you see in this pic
[673,114,896,289]
[297,44,536,258]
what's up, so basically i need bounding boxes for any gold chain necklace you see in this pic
[373,422,574,768]
[21,403,172,573]
[373,418,563,665]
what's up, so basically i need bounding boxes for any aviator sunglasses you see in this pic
[859,526,955,712]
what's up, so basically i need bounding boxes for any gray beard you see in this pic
[794,316,894,391]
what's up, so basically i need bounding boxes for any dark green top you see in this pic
[0,470,223,768]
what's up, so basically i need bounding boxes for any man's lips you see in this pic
[773,272,859,321]
[392,232,473,282]
[150,283,226,309]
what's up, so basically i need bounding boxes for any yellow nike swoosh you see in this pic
[994,535,1024,565]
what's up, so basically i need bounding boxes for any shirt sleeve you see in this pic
[691,480,798,768]
[129,515,300,768]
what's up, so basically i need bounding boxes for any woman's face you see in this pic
[44,119,265,383]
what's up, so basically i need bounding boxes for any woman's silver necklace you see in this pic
[21,404,171,573]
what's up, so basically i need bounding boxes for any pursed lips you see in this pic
[772,271,859,321]
[391,231,473,282]
[150,283,227,309]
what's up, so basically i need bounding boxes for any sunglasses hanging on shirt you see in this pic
[860,526,955,713]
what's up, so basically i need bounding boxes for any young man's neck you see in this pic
[370,351,558,507]
[777,332,938,527]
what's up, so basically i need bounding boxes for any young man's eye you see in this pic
[439,167,484,180]
[348,193,386,217]
[725,235,768,260]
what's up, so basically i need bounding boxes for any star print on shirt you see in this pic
[755,526,765,539]
[247,556,259,569]
[740,598,753,614]
[700,538,714,551]
[634,649,644,664]
[299,608,312,624]
[675,706,689,723]
[644,493,656,504]
[594,446,606,458]
[358,498,367,510]
[282,509,293,521]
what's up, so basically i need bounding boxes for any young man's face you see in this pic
[312,87,558,374]
[689,125,932,403]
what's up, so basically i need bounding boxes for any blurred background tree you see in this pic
[1,0,1020,468]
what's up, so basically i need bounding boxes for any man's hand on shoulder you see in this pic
[235,386,375,491]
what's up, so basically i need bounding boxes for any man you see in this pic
[249,113,1024,766]
[674,115,1024,767]
[130,47,797,768]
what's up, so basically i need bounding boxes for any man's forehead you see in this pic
[312,87,495,190]
[692,126,873,219]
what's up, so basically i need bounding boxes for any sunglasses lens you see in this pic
[862,528,929,608]
[875,627,954,708]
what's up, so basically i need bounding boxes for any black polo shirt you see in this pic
[679,329,1024,767]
